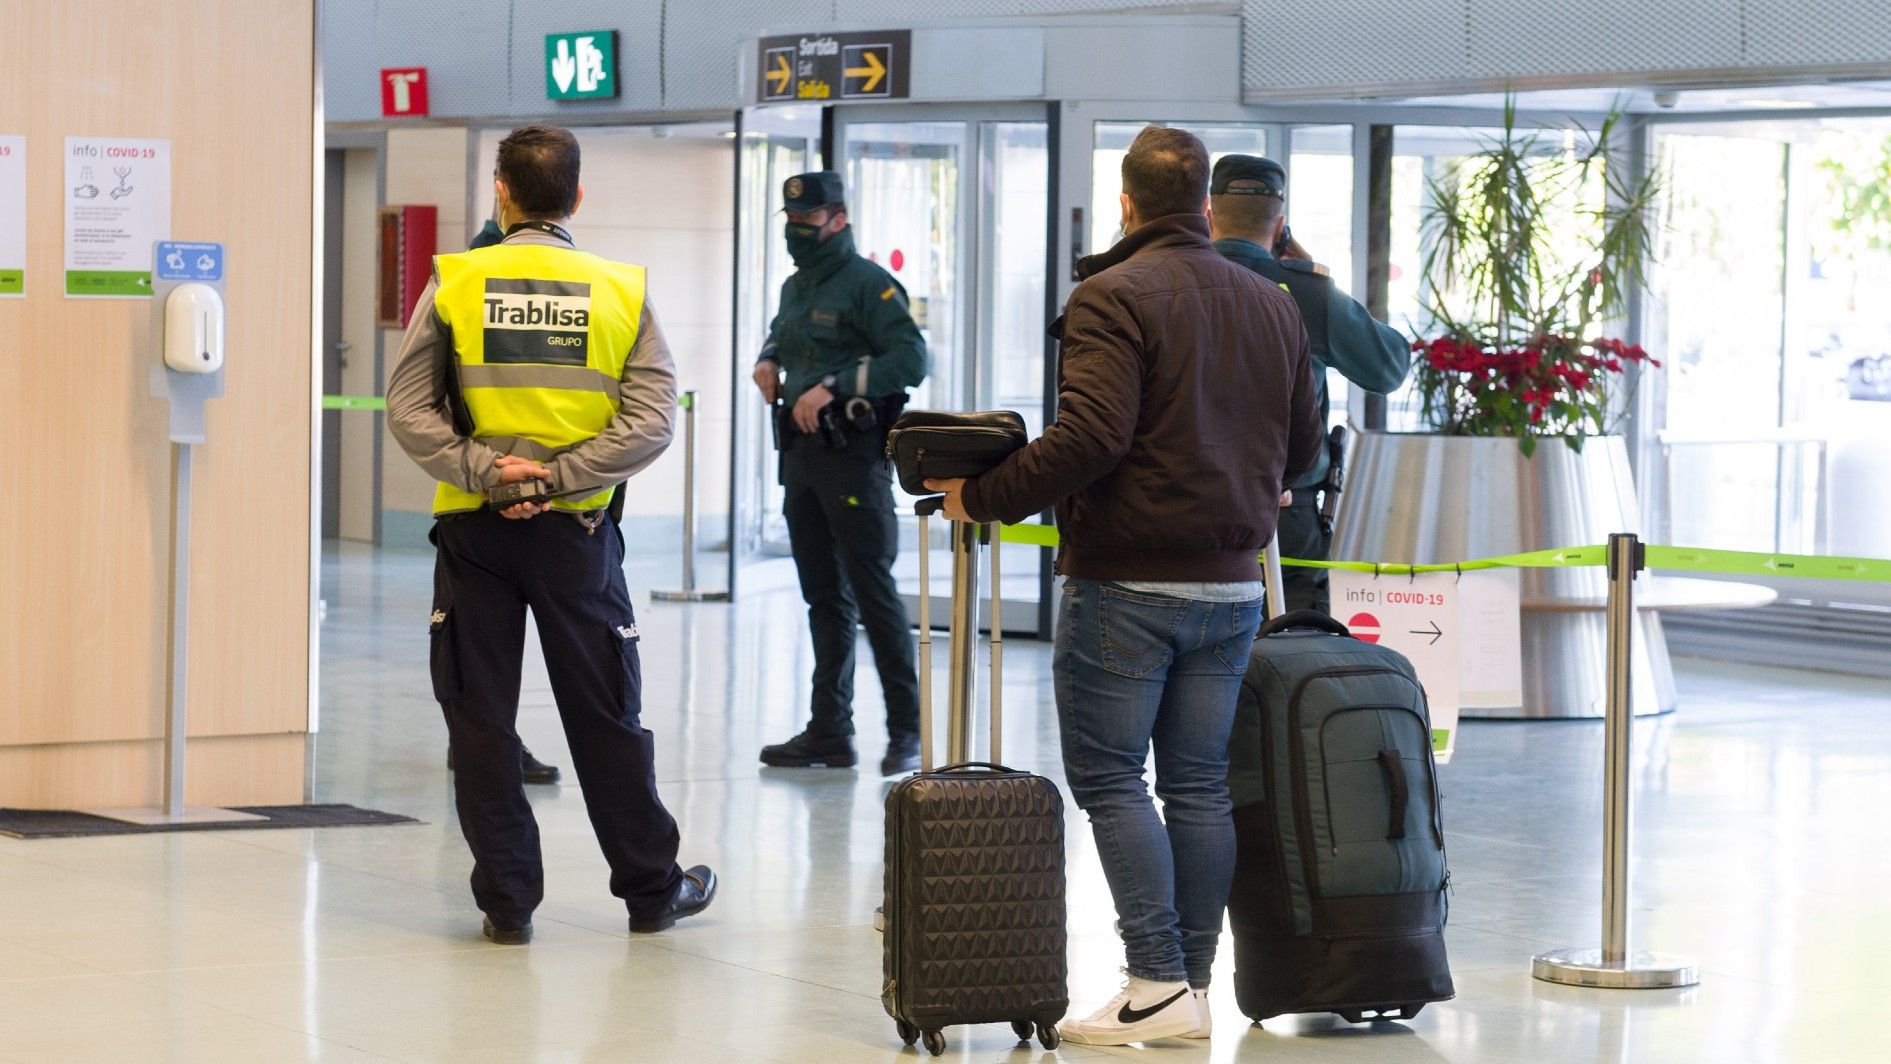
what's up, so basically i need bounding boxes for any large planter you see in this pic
[1331,432,1674,719]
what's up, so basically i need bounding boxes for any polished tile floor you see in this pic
[2,542,1888,1062]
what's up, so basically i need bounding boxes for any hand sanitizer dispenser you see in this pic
[163,282,224,374]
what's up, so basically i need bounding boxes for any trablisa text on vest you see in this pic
[484,294,591,329]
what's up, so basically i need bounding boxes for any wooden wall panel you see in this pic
[0,736,308,809]
[0,1,314,804]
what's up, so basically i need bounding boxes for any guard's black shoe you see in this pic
[446,745,563,785]
[759,730,858,768]
[880,732,921,776]
[630,865,718,934]
[482,916,533,945]
[520,746,562,785]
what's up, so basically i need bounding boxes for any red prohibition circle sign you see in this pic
[1347,612,1382,644]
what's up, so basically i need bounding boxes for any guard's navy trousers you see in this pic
[429,508,683,926]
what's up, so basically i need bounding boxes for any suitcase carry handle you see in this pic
[1377,750,1410,840]
[1258,609,1352,640]
[932,761,1019,775]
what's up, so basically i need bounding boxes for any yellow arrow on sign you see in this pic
[766,53,792,94]
[844,49,886,92]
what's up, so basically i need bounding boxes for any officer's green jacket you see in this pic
[759,226,928,406]
[1215,236,1409,488]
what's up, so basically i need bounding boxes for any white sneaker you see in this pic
[1183,988,1211,1039]
[1059,973,1198,1046]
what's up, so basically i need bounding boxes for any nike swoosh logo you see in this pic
[1117,988,1189,1025]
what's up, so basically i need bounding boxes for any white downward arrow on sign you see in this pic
[551,40,576,93]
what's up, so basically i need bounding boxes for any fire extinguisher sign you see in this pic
[381,68,429,117]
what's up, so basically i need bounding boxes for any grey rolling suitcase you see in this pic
[881,495,1068,1056]
[1226,539,1455,1025]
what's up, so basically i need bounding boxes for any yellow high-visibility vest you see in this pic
[430,241,646,514]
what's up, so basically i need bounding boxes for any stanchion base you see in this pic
[1532,948,1699,989]
[650,589,732,603]
[86,806,270,827]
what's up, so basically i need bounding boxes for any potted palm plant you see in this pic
[1411,100,1661,456]
[1334,102,1672,718]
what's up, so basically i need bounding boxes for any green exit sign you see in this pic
[545,30,618,101]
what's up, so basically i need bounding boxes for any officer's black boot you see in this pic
[447,744,562,785]
[519,746,562,785]
[880,732,920,777]
[759,729,858,768]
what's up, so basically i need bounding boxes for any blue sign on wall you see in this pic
[155,241,224,282]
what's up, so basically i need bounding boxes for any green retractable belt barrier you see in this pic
[993,523,1891,584]
[323,395,386,411]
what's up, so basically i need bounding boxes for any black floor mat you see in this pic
[0,804,420,839]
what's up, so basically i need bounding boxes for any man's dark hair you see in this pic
[1209,188,1284,238]
[1121,125,1210,221]
[496,125,581,219]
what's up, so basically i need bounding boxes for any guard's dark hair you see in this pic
[1121,125,1210,221]
[496,125,581,219]
[1210,188,1284,237]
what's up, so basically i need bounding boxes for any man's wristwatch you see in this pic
[819,373,838,393]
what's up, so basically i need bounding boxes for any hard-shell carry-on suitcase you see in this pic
[880,488,1068,1057]
[1224,559,1455,1025]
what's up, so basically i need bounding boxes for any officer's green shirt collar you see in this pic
[796,225,857,283]
[1213,235,1275,261]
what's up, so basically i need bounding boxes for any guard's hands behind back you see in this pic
[494,455,554,519]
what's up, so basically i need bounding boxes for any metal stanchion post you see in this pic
[1533,532,1698,989]
[653,390,731,603]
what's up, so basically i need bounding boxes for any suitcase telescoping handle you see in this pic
[913,497,1003,773]
[1263,531,1287,620]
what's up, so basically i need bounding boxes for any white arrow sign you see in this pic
[551,39,577,93]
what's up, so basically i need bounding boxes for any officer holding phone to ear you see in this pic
[1208,155,1410,615]
[752,171,930,777]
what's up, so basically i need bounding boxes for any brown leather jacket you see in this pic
[961,213,1322,582]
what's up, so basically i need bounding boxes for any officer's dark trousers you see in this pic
[1276,492,1332,617]
[430,509,683,926]
[780,434,921,740]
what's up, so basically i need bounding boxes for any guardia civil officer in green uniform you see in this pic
[1209,155,1410,614]
[388,125,716,945]
[753,171,929,777]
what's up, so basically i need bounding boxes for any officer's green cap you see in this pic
[1211,154,1286,198]
[782,171,846,212]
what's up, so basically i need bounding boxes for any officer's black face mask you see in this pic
[784,222,825,266]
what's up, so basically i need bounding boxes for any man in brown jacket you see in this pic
[928,125,1322,1045]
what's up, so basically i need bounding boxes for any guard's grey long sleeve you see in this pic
[544,302,677,492]
[385,278,506,495]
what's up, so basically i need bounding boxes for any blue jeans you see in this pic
[1054,580,1263,987]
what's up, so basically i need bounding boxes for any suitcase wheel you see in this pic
[1010,1020,1033,1042]
[1037,1022,1060,1050]
[895,1019,919,1046]
[922,1029,946,1056]
[1336,1003,1426,1024]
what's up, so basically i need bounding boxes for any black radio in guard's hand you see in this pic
[486,479,602,510]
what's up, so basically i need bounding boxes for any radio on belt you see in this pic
[486,479,602,509]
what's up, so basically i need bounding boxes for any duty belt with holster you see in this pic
[775,354,908,453]
[779,393,908,452]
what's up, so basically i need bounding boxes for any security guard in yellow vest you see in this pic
[387,125,715,945]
